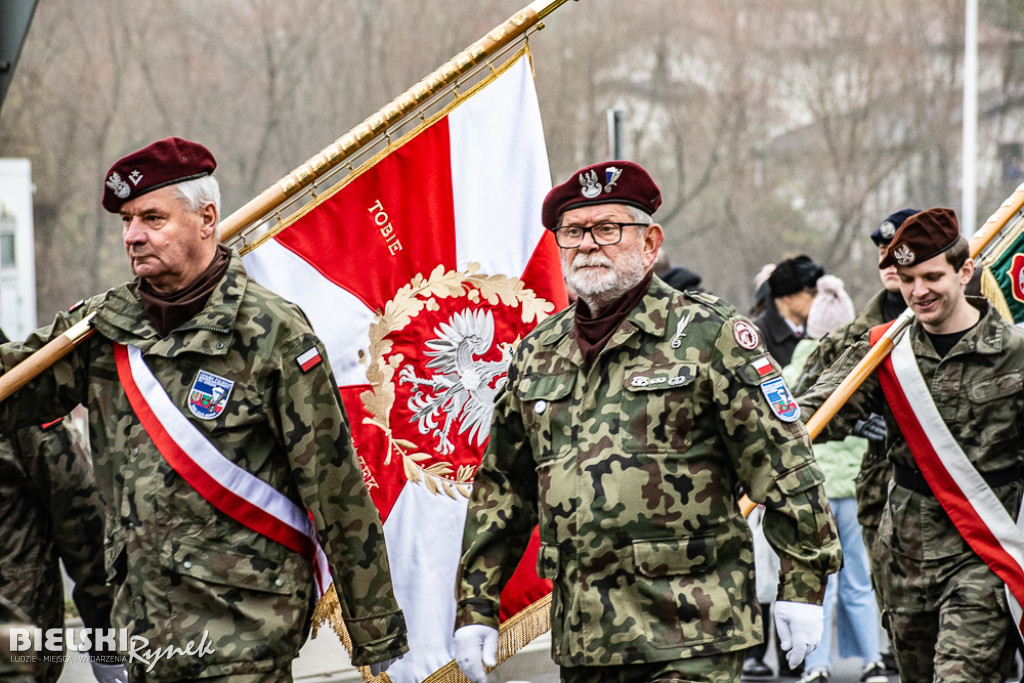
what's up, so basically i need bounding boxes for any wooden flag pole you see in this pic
[218,0,577,245]
[739,180,1024,518]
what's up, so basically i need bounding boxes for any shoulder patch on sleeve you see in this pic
[733,320,761,350]
[760,377,801,422]
[296,346,323,373]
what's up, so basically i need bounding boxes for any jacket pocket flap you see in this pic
[634,535,717,577]
[967,372,1023,403]
[517,373,574,402]
[169,536,301,595]
[775,461,826,496]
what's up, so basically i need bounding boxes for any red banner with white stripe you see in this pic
[243,50,563,682]
[113,342,332,597]
[872,323,1024,635]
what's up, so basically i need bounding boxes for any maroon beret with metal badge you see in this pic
[880,207,961,268]
[102,137,216,213]
[541,160,662,230]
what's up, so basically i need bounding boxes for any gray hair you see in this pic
[626,205,653,226]
[173,175,221,216]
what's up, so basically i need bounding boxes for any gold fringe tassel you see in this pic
[981,267,1015,324]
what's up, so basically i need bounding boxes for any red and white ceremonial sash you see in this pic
[113,342,332,597]
[872,323,1024,635]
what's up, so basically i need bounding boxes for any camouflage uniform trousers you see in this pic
[558,651,742,683]
[877,541,1016,682]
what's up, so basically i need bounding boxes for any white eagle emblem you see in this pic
[893,243,915,265]
[105,172,131,199]
[579,169,602,199]
[399,308,512,455]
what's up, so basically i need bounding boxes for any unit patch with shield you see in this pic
[188,369,234,420]
[760,376,800,422]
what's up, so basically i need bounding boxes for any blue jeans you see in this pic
[805,497,881,671]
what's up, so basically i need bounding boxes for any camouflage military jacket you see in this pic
[798,302,1024,561]
[0,418,114,683]
[0,252,407,680]
[456,277,841,666]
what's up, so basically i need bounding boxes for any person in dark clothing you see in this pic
[752,256,824,366]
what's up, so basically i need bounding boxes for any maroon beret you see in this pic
[880,207,961,268]
[542,160,661,230]
[102,137,216,213]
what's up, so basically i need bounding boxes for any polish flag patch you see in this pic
[753,356,773,377]
[296,346,322,372]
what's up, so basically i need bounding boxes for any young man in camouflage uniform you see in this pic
[798,207,1024,682]
[0,398,123,683]
[0,138,408,682]
[453,161,842,683]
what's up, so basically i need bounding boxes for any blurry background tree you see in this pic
[1,0,1022,318]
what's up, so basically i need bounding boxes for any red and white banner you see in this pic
[874,325,1024,637]
[243,51,564,682]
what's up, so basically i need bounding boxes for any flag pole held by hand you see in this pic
[0,312,96,402]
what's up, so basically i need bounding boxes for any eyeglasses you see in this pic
[553,221,647,249]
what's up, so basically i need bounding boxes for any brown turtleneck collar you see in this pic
[573,269,653,367]
[138,244,231,337]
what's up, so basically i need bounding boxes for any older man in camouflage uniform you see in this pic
[799,207,1024,682]
[453,161,842,683]
[0,401,122,683]
[0,138,407,682]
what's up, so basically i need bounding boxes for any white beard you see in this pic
[564,247,647,313]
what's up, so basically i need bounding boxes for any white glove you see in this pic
[774,600,823,669]
[90,660,128,683]
[454,624,498,683]
[369,654,402,676]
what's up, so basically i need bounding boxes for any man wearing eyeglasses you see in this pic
[454,161,841,683]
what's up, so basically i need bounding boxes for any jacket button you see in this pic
[275,578,284,587]
[182,560,193,569]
